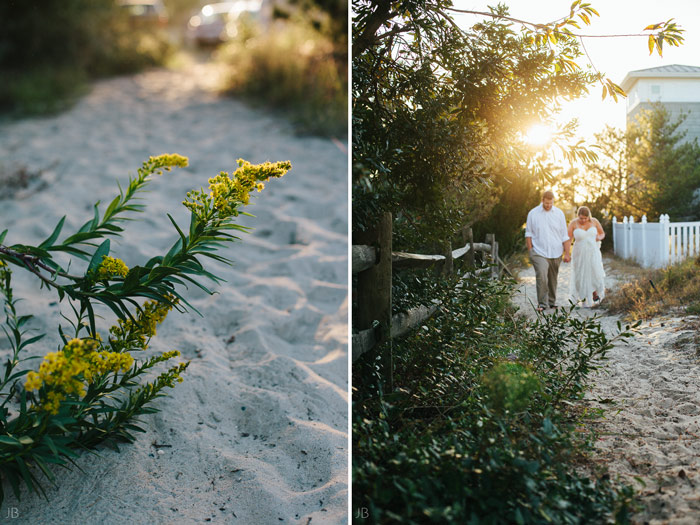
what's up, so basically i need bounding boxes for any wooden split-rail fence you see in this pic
[352,212,509,388]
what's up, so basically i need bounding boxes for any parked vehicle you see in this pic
[187,1,264,46]
[118,0,169,27]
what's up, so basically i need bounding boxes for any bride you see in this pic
[567,206,606,307]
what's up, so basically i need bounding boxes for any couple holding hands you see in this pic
[525,191,606,312]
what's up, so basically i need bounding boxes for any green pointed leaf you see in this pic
[39,216,66,249]
[87,239,111,274]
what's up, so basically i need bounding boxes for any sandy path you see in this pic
[514,259,700,523]
[0,62,347,524]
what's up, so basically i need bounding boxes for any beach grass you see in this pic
[216,21,347,137]
[604,256,700,319]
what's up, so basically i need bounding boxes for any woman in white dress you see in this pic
[567,206,606,307]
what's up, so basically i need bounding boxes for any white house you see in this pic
[621,64,700,144]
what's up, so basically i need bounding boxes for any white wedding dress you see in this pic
[570,227,605,307]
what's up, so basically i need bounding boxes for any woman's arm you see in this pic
[567,219,577,241]
[593,218,605,241]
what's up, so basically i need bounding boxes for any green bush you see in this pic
[0,1,173,115]
[217,21,347,137]
[353,275,638,523]
[483,361,541,415]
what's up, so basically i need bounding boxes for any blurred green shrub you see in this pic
[482,360,541,415]
[217,21,347,137]
[0,0,173,114]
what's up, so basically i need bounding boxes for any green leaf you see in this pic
[6,468,20,500]
[15,457,37,494]
[19,333,46,350]
[31,453,56,482]
[39,216,66,249]
[162,239,183,265]
[168,213,188,248]
[0,435,22,446]
[87,239,111,274]
[103,195,122,222]
[0,229,7,244]
[43,435,59,456]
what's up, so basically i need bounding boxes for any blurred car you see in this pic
[187,1,264,46]
[118,0,169,27]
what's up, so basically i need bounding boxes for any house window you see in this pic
[651,84,661,96]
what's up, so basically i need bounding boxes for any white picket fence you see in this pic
[613,214,700,268]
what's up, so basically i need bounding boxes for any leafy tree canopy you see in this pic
[352,0,683,252]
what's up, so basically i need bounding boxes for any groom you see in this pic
[525,191,571,311]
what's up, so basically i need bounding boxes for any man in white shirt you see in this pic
[525,191,571,311]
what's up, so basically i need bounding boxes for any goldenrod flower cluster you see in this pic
[95,256,129,281]
[109,296,178,352]
[183,159,291,219]
[25,338,134,414]
[141,154,189,177]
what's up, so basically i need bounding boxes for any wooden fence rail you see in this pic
[352,212,508,372]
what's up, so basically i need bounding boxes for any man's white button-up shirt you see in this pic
[525,204,569,258]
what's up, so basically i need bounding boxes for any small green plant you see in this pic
[482,360,541,414]
[0,153,290,504]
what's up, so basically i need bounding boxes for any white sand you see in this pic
[0,62,348,524]
[514,257,700,523]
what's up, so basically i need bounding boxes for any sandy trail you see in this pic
[0,61,347,524]
[513,258,700,523]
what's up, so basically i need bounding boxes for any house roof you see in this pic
[621,64,700,92]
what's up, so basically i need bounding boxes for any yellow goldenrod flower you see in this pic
[24,371,42,391]
[95,256,129,281]
[109,296,178,352]
[25,337,135,414]
[140,154,189,178]
[183,159,290,220]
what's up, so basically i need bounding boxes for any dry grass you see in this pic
[604,255,700,320]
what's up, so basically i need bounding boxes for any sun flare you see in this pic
[524,124,554,146]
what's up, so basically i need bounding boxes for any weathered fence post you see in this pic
[466,227,475,269]
[355,212,393,390]
[485,233,497,278]
[440,241,453,276]
[492,240,499,278]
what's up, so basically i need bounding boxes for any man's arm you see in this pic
[525,211,533,253]
[562,239,571,262]
[560,210,571,262]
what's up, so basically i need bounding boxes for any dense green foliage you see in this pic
[353,275,638,523]
[0,0,172,114]
[0,154,289,505]
[352,1,602,252]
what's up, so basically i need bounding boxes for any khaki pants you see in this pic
[530,253,561,307]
